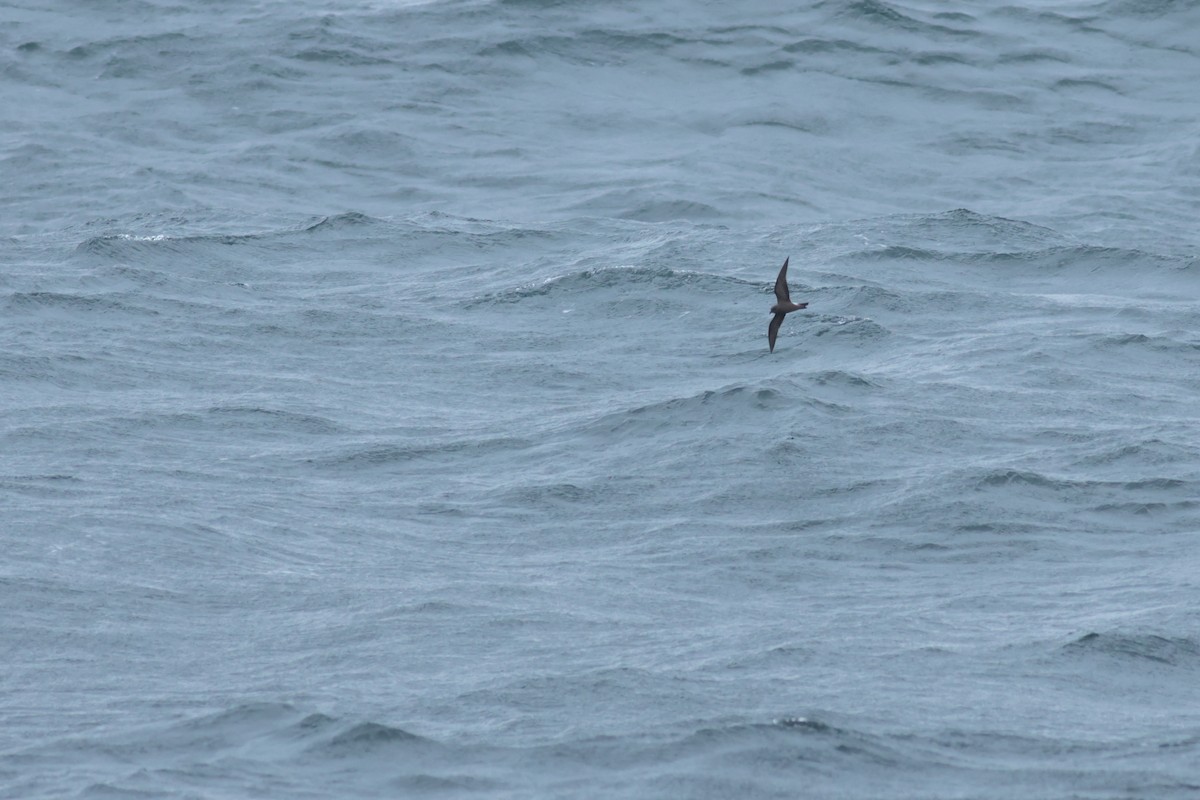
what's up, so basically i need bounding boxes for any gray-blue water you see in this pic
[4,1,1200,797]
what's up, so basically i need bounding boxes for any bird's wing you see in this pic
[768,312,785,352]
[774,257,791,304]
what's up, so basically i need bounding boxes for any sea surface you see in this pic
[3,1,1200,797]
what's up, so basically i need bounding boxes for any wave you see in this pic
[828,0,984,39]
[819,283,994,316]
[808,315,891,343]
[810,369,883,389]
[201,405,344,434]
[970,468,1194,495]
[1072,438,1200,469]
[290,48,395,67]
[73,230,276,261]
[499,481,604,506]
[21,699,1200,798]
[975,469,1076,491]
[309,435,531,469]
[618,198,723,222]
[302,210,385,232]
[895,245,1195,283]
[70,211,405,260]
[1086,331,1200,355]
[582,383,791,437]
[1063,632,1200,667]
[463,6,1004,97]
[54,703,438,764]
[40,406,345,440]
[1101,0,1200,22]
[869,458,1200,535]
[818,211,1199,291]
[72,215,370,259]
[0,472,84,500]
[473,266,757,306]
[3,290,154,316]
[573,370,888,443]
[68,214,578,297]
[479,27,695,64]
[316,722,436,756]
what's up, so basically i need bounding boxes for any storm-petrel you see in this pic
[768,257,808,352]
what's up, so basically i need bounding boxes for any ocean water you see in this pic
[3,0,1200,797]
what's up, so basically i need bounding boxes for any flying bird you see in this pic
[768,257,808,352]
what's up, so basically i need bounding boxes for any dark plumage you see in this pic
[768,257,808,352]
